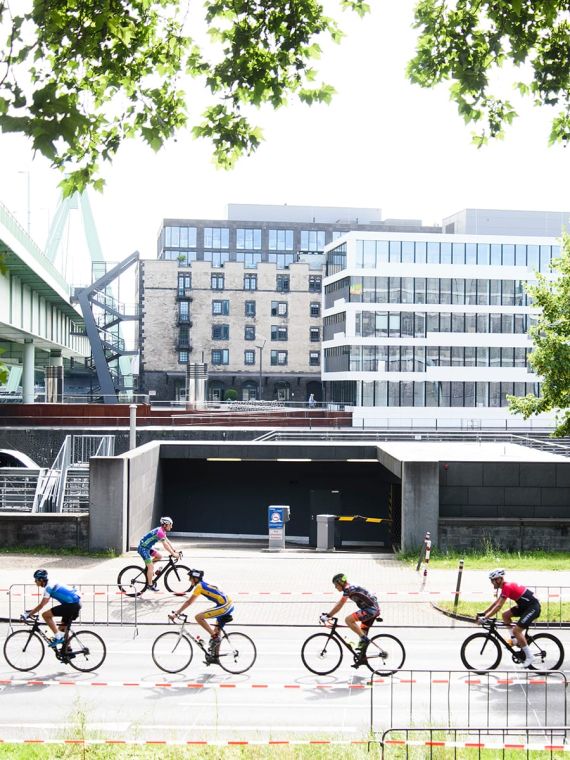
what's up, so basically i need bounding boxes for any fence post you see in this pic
[452,558,464,619]
[416,531,430,572]
[422,534,432,577]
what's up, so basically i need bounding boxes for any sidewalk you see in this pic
[2,540,569,628]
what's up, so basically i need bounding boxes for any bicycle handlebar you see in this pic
[20,613,38,623]
[169,611,188,623]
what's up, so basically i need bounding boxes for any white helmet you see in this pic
[489,568,505,580]
[160,516,173,526]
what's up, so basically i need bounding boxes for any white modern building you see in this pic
[322,231,560,428]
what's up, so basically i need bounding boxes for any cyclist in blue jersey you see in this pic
[323,573,380,659]
[26,569,82,648]
[138,516,179,591]
[169,569,234,653]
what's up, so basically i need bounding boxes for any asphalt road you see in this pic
[1,624,568,743]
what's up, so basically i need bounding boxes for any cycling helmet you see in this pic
[33,569,48,582]
[188,569,204,581]
[160,516,173,526]
[332,573,347,585]
[489,568,505,580]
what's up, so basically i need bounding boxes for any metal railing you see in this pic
[7,583,138,630]
[380,726,570,758]
[0,469,44,511]
[370,669,567,733]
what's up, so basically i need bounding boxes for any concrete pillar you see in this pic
[22,339,35,403]
[89,457,128,552]
[45,349,64,402]
[129,404,137,450]
[401,461,439,551]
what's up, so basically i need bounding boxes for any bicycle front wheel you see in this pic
[66,631,106,672]
[365,634,406,675]
[152,632,194,673]
[460,633,502,672]
[164,564,192,595]
[117,565,147,597]
[4,630,45,671]
[301,633,342,675]
[217,632,257,674]
[528,633,565,671]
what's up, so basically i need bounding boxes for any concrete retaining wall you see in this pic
[0,513,89,550]
[89,457,128,553]
[125,442,162,549]
[439,518,570,551]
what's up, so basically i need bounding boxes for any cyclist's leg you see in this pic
[149,549,163,582]
[199,601,233,643]
[137,545,154,585]
[516,602,541,650]
[60,604,81,649]
[41,607,59,636]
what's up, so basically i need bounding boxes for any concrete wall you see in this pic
[439,518,570,551]
[401,461,439,550]
[89,457,128,553]
[125,441,162,549]
[0,513,89,550]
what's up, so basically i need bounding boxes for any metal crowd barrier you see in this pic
[7,583,138,632]
[379,726,570,758]
[370,669,567,733]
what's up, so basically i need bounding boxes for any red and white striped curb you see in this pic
[384,738,570,751]
[0,738,368,746]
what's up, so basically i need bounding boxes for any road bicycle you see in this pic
[301,615,406,676]
[3,614,106,673]
[460,617,565,673]
[117,551,192,597]
[152,612,257,675]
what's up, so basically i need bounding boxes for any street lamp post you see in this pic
[256,339,266,401]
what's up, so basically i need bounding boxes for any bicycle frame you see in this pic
[19,616,75,663]
[479,619,528,661]
[153,553,183,581]
[320,617,372,662]
[170,613,230,663]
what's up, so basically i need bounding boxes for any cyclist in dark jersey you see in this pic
[323,573,380,656]
[478,568,541,667]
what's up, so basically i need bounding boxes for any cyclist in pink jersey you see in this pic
[478,568,541,667]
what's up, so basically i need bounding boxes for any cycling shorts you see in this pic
[51,602,81,625]
[511,600,541,628]
[202,600,234,621]
[352,606,380,625]
[138,544,159,564]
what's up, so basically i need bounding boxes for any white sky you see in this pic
[0,1,566,284]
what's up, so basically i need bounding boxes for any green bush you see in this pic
[224,388,238,401]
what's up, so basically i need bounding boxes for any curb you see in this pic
[430,602,570,628]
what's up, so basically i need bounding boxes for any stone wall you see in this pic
[439,518,570,551]
[0,513,89,550]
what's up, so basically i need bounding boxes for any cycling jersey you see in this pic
[191,581,229,606]
[139,527,166,550]
[500,582,537,606]
[43,583,81,605]
[342,584,379,610]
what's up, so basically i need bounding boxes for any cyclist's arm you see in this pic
[27,596,51,616]
[327,596,347,618]
[162,538,179,557]
[481,597,505,618]
[173,593,197,617]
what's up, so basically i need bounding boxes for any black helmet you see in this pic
[33,569,48,582]
[188,569,204,581]
[332,573,347,585]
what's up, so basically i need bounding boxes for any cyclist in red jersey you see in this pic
[478,568,541,667]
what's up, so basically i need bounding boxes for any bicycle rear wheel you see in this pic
[66,631,106,672]
[164,564,192,595]
[117,565,147,597]
[528,633,565,671]
[152,632,194,673]
[4,630,45,671]
[460,633,502,672]
[301,633,343,675]
[217,632,257,674]
[365,634,406,675]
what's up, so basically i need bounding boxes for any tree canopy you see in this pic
[508,234,570,436]
[0,0,368,195]
[408,1,570,147]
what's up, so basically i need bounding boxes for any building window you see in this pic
[211,273,224,290]
[310,302,321,318]
[212,324,229,340]
[271,350,288,366]
[178,325,190,348]
[178,301,190,323]
[178,350,189,363]
[244,350,255,365]
[237,228,262,249]
[300,230,326,252]
[244,274,258,290]
[244,325,256,341]
[310,327,320,342]
[271,301,288,317]
[309,275,322,292]
[204,227,229,248]
[212,299,229,315]
[211,349,229,365]
[276,274,290,292]
[271,325,288,341]
[245,300,256,317]
[177,273,192,295]
[165,226,197,248]
[269,229,294,250]
[309,351,320,366]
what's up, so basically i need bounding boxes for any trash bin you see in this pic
[316,514,338,551]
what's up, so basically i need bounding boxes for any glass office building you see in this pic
[322,231,560,426]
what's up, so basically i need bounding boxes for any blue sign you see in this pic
[268,506,284,529]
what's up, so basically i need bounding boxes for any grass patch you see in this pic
[0,545,117,559]
[398,545,570,571]
[437,599,570,623]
